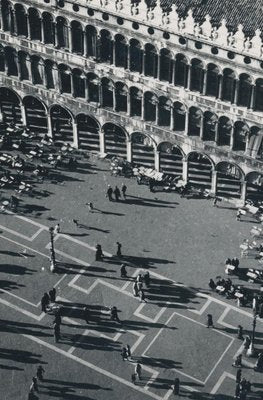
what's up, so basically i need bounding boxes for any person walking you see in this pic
[29,377,39,394]
[236,369,242,384]
[110,306,121,323]
[53,310,62,326]
[120,264,127,278]
[54,223,60,234]
[49,288,56,302]
[131,373,136,385]
[172,378,180,395]
[121,347,128,361]
[54,322,61,343]
[144,271,150,288]
[235,383,241,399]
[207,314,214,328]
[133,281,139,297]
[114,186,121,201]
[83,306,90,323]
[213,197,218,207]
[236,210,241,221]
[73,219,79,227]
[121,183,127,199]
[95,244,104,261]
[87,202,94,212]
[41,293,49,313]
[116,242,122,257]
[139,290,147,303]
[135,362,142,380]
[36,366,45,381]
[106,185,113,201]
[233,354,242,367]
[126,344,131,360]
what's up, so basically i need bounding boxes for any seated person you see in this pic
[209,279,216,290]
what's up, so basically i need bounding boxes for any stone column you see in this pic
[199,114,204,140]
[12,10,18,36]
[54,22,58,47]
[234,79,239,105]
[26,55,32,82]
[229,125,235,150]
[27,14,31,39]
[218,75,223,99]
[113,86,116,111]
[157,54,161,80]
[127,90,131,116]
[240,180,247,205]
[249,85,255,110]
[211,170,218,195]
[69,27,73,52]
[71,73,75,97]
[182,157,188,183]
[53,65,60,93]
[127,138,132,162]
[245,134,250,155]
[170,106,173,130]
[187,65,191,89]
[141,50,145,75]
[155,150,160,172]
[99,129,106,155]
[40,18,44,43]
[202,70,207,95]
[47,112,53,138]
[83,31,87,57]
[155,103,158,124]
[20,102,27,126]
[214,122,219,144]
[141,93,144,121]
[72,121,79,148]
[184,111,189,135]
[112,41,115,65]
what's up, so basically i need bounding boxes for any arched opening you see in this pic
[130,87,142,117]
[76,114,100,152]
[56,17,69,49]
[42,12,55,44]
[101,78,114,108]
[218,116,232,146]
[4,47,18,76]
[103,123,127,158]
[233,121,249,152]
[203,111,218,141]
[58,64,71,94]
[31,56,44,85]
[99,30,113,64]
[115,82,128,112]
[188,152,213,188]
[188,107,202,136]
[158,142,183,176]
[115,34,128,68]
[216,162,243,198]
[23,96,47,135]
[72,69,85,98]
[173,102,186,131]
[144,92,157,122]
[129,39,143,73]
[0,46,5,72]
[2,0,14,32]
[238,74,252,108]
[247,127,263,158]
[0,87,21,123]
[159,48,172,82]
[255,79,263,111]
[18,51,29,80]
[246,172,263,201]
[174,54,188,87]
[86,25,97,58]
[50,105,73,143]
[28,8,41,40]
[71,21,83,55]
[206,63,219,97]
[144,43,158,78]
[15,4,28,37]
[190,59,204,93]
[45,60,55,89]
[158,96,171,127]
[131,132,155,167]
[222,69,236,102]
[87,73,100,103]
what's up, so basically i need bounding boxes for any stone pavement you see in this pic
[0,157,262,399]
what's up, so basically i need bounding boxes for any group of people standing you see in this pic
[106,183,127,201]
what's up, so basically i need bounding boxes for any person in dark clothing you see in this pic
[237,325,244,340]
[49,288,56,302]
[54,322,60,342]
[53,310,62,326]
[83,306,90,323]
[172,378,180,395]
[149,178,155,192]
[144,271,150,288]
[120,264,127,278]
[131,373,136,385]
[121,184,127,199]
[207,314,214,328]
[95,244,104,261]
[121,347,128,361]
[106,185,113,201]
[116,242,122,257]
[209,279,216,290]
[236,369,242,384]
[110,306,121,323]
[36,366,45,381]
[114,186,121,201]
[235,383,241,398]
[41,293,50,313]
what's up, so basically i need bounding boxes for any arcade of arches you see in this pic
[0,87,262,202]
[1,1,263,113]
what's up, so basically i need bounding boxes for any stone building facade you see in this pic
[0,0,263,202]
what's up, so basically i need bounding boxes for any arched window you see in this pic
[190,59,204,92]
[238,74,252,108]
[234,121,249,151]
[144,92,157,122]
[31,56,43,85]
[71,21,83,55]
[158,96,171,126]
[144,44,157,78]
[159,48,172,82]
[2,0,14,32]
[101,78,114,108]
[173,102,186,131]
[58,64,71,94]
[130,87,142,117]
[72,69,85,98]
[5,47,18,76]
[218,117,232,146]
[45,60,55,89]
[206,64,219,97]
[18,51,29,80]
[100,30,113,64]
[189,107,202,136]
[255,79,263,111]
[42,13,54,44]
[222,69,235,102]
[50,105,73,144]
[87,73,99,103]
[29,8,41,40]
[129,39,143,73]
[86,26,97,58]
[203,112,218,141]
[15,4,28,37]
[56,17,69,49]
[174,54,188,87]
[115,35,128,68]
[115,82,128,112]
